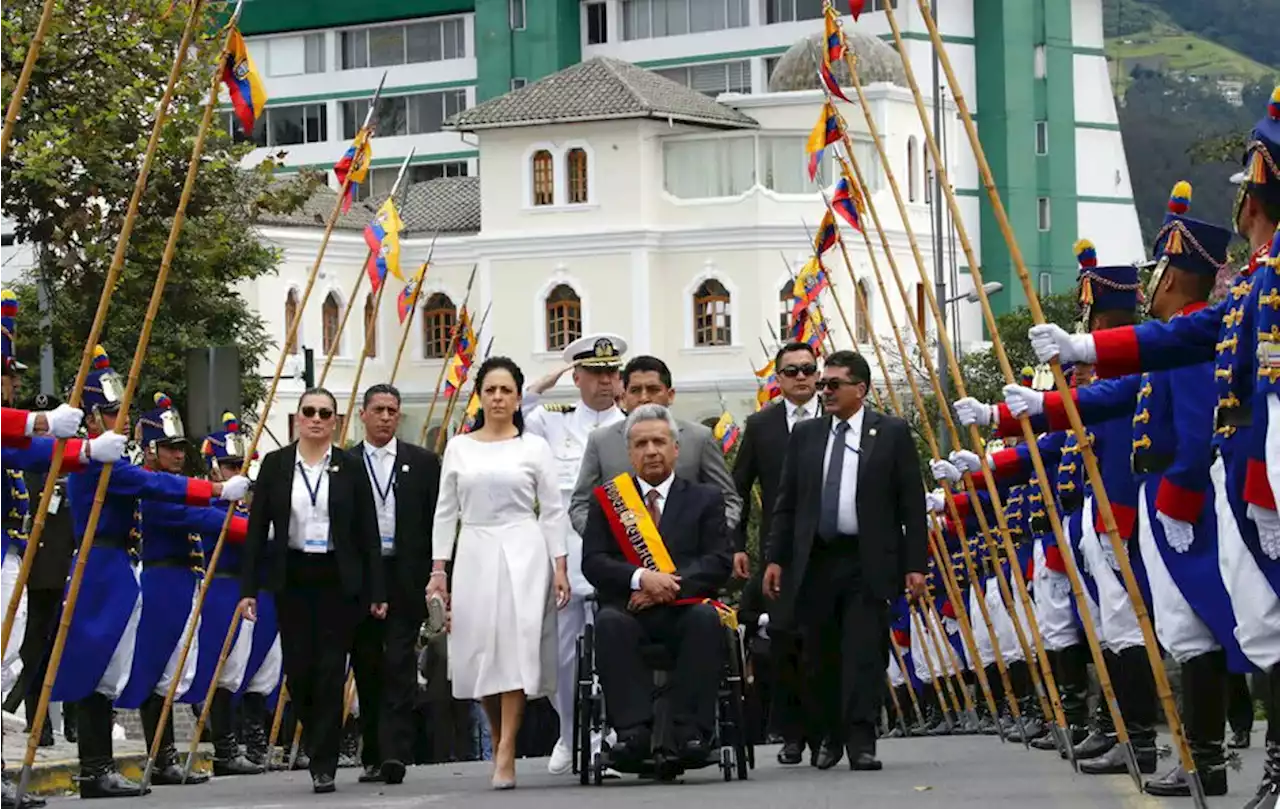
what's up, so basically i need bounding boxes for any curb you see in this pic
[17,752,213,797]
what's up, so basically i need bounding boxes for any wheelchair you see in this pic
[571,603,754,785]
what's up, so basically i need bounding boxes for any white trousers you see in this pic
[988,577,1026,664]
[969,585,995,668]
[245,636,282,695]
[1077,498,1143,652]
[1,549,26,698]
[97,566,143,700]
[216,616,255,692]
[887,650,906,687]
[1135,481,1219,664]
[154,588,200,700]
[1212,457,1280,670]
[1032,539,1079,651]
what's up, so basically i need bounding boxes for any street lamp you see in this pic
[944,281,1003,306]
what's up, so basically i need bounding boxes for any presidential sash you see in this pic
[594,473,738,631]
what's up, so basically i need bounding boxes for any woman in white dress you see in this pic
[427,356,571,789]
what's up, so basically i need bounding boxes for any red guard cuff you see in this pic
[228,515,249,544]
[892,629,910,648]
[1095,501,1137,541]
[1245,458,1278,511]
[950,493,972,519]
[1044,546,1066,573]
[989,448,1023,481]
[1024,558,1034,581]
[185,478,215,506]
[1155,479,1206,524]
[1092,328,1142,379]
[61,439,87,472]
[995,404,1022,438]
[941,601,955,619]
[1039,390,1078,432]
[0,409,30,448]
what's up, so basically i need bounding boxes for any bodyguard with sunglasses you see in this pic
[240,388,386,794]
[763,351,928,773]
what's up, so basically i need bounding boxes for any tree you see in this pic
[1,0,321,413]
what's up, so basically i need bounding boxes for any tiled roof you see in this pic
[445,57,758,132]
[257,176,480,235]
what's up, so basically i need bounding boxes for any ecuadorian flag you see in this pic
[363,199,404,293]
[396,263,427,324]
[713,411,740,455]
[222,28,267,133]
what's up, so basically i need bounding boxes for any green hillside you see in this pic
[1107,24,1275,82]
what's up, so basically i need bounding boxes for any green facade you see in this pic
[474,0,583,101]
[238,0,475,35]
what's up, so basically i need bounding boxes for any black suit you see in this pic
[582,476,733,744]
[242,444,384,779]
[767,408,926,754]
[732,399,814,747]
[347,440,440,771]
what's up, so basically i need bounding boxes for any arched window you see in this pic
[362,292,377,358]
[566,148,588,204]
[422,292,456,359]
[778,280,795,341]
[545,284,582,352]
[907,136,918,203]
[322,291,341,356]
[693,278,732,347]
[532,149,554,206]
[284,288,299,355]
[855,280,871,344]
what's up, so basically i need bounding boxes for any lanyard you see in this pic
[363,450,397,507]
[297,460,327,509]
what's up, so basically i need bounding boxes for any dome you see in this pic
[767,31,906,93]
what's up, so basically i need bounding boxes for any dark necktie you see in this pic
[645,489,662,527]
[819,420,850,540]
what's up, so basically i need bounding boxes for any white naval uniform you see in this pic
[522,392,624,750]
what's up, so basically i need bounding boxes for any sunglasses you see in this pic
[779,364,818,378]
[815,378,863,391]
[300,406,334,420]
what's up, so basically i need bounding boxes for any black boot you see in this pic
[1242,741,1280,809]
[1081,647,1158,776]
[62,701,77,744]
[139,694,210,786]
[1074,650,1119,762]
[23,698,53,747]
[240,692,270,769]
[338,716,360,768]
[211,689,264,777]
[76,693,148,799]
[1145,650,1228,797]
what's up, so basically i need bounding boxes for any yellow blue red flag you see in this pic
[363,199,404,292]
[221,28,267,133]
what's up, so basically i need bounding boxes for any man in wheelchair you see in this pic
[581,404,734,769]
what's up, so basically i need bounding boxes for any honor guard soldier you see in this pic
[521,333,626,775]
[49,348,249,799]
[195,413,277,776]
[1030,88,1280,807]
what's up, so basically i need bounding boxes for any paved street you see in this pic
[36,732,1270,809]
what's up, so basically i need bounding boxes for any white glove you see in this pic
[45,403,84,438]
[1248,504,1280,561]
[925,490,946,514]
[949,450,982,476]
[954,398,992,427]
[1156,512,1194,554]
[86,431,127,463]
[218,475,251,502]
[930,459,961,485]
[1100,542,1120,572]
[756,613,770,640]
[1028,324,1096,365]
[1002,384,1045,418]
[1266,393,1279,509]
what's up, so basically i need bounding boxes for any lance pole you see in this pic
[386,236,442,385]
[2,0,207,657]
[884,673,909,736]
[433,301,492,453]
[925,521,989,732]
[180,602,245,778]
[417,264,477,444]
[921,581,975,724]
[910,603,957,725]
[139,71,390,794]
[0,0,57,158]
[779,253,836,356]
[888,629,926,726]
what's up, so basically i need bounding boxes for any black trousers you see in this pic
[797,540,888,754]
[1226,672,1255,735]
[594,601,724,741]
[767,628,811,745]
[276,551,364,779]
[351,559,422,768]
[4,588,60,715]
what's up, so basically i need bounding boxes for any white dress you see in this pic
[433,432,569,700]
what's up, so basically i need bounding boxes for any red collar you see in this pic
[1175,301,1210,317]
[1245,243,1271,277]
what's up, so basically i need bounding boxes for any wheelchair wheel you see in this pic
[720,747,733,781]
[591,752,604,786]
[725,631,750,781]
[577,624,595,785]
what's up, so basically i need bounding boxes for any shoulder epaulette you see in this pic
[542,403,577,414]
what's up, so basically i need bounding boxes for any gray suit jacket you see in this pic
[569,418,742,536]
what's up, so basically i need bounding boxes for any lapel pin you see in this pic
[869,428,877,437]
[401,464,409,472]
[329,464,340,473]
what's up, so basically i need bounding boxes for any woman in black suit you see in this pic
[239,388,386,794]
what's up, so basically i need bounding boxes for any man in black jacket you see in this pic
[763,351,927,772]
[582,404,733,766]
[347,384,440,786]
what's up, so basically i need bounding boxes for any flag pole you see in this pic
[0,0,58,158]
[16,4,244,799]
[433,300,491,453]
[386,256,437,386]
[778,253,835,357]
[1,0,207,662]
[798,215,860,351]
[416,265,477,444]
[888,627,926,726]
[139,72,389,794]
[910,603,956,728]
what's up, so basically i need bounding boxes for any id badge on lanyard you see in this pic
[364,451,397,554]
[299,463,329,553]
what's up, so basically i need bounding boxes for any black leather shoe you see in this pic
[681,738,710,765]
[1072,729,1116,761]
[150,763,209,786]
[381,760,406,785]
[1230,730,1252,749]
[212,753,264,777]
[312,774,336,794]
[77,770,150,799]
[358,765,383,783]
[849,751,882,771]
[607,729,651,764]
[814,742,843,770]
[1144,765,1227,798]
[777,741,803,765]
[1079,743,1157,775]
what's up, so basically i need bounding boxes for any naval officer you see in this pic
[521,333,626,775]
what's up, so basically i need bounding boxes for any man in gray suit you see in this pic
[570,356,742,535]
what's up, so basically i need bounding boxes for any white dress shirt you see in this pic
[823,408,865,536]
[363,437,398,556]
[289,447,333,553]
[630,472,675,591]
[784,397,818,432]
